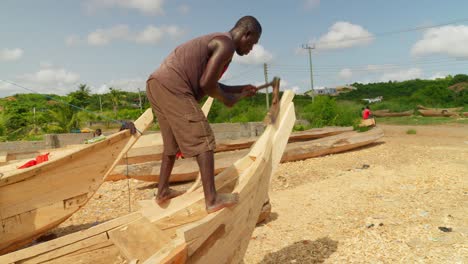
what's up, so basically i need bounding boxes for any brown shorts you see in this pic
[146,78,215,157]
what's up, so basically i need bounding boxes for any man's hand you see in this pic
[223,93,238,108]
[241,85,257,97]
[120,121,137,135]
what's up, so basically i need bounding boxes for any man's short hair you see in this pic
[234,16,262,35]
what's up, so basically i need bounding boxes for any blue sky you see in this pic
[1,0,468,97]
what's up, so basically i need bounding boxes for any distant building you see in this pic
[310,85,357,96]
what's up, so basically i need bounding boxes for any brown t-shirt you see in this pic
[148,32,232,102]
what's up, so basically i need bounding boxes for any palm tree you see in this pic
[47,103,80,133]
[108,87,126,117]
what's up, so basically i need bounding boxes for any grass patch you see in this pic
[406,129,417,135]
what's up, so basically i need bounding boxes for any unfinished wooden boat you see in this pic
[106,126,353,182]
[122,123,352,165]
[1,89,296,264]
[281,126,383,162]
[107,126,383,182]
[417,105,463,112]
[373,110,413,117]
[0,109,154,255]
[418,109,459,117]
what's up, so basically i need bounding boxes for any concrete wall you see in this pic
[211,122,264,140]
[0,133,94,155]
[0,120,307,155]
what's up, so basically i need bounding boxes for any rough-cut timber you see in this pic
[418,109,459,117]
[0,109,154,255]
[373,110,413,117]
[106,126,353,182]
[107,127,382,183]
[0,90,295,264]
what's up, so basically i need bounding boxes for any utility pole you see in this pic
[263,63,269,109]
[302,44,315,102]
[137,88,143,112]
[99,96,103,112]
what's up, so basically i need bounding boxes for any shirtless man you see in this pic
[146,16,262,213]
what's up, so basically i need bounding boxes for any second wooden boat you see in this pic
[106,127,383,182]
[373,110,413,117]
[418,109,459,117]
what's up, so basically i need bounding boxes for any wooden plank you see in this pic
[281,127,384,162]
[20,233,109,264]
[109,217,172,262]
[0,212,141,263]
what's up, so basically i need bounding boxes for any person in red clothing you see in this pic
[146,16,261,213]
[362,105,372,119]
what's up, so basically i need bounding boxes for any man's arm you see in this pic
[199,36,234,104]
[199,37,256,107]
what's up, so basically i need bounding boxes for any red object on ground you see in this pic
[18,153,50,169]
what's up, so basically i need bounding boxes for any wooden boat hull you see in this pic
[121,126,352,165]
[281,127,384,162]
[417,105,463,112]
[0,90,296,264]
[373,110,413,117]
[107,127,383,183]
[0,109,154,254]
[418,109,459,117]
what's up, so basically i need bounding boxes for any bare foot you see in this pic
[206,193,239,213]
[155,188,185,205]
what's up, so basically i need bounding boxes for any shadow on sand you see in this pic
[258,237,338,264]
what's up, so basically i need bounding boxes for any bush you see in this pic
[300,96,360,128]
[406,129,417,135]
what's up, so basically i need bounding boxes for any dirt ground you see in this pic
[51,124,467,263]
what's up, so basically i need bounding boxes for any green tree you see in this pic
[68,84,91,109]
[107,87,126,117]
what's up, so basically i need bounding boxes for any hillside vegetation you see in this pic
[1,74,467,141]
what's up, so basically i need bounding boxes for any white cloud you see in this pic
[379,68,422,82]
[84,0,164,15]
[339,68,353,79]
[88,25,130,46]
[315,21,374,50]
[304,0,320,9]
[233,44,273,65]
[0,48,23,61]
[0,65,81,97]
[135,25,184,44]
[78,24,184,46]
[178,4,190,14]
[95,78,146,94]
[22,68,80,85]
[429,72,447,80]
[411,25,468,58]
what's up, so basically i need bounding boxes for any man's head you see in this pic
[230,16,262,56]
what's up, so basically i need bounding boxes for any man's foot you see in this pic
[206,193,239,214]
[155,188,185,205]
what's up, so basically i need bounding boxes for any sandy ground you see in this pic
[49,124,467,263]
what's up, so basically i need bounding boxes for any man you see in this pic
[146,16,262,213]
[362,106,371,119]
